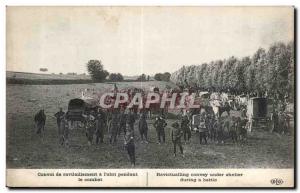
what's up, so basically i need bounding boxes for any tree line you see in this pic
[170,41,294,101]
[87,60,172,82]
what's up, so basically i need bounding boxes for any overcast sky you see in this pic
[7,6,294,76]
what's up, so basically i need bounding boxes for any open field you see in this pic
[6,71,91,80]
[6,82,294,168]
[6,71,141,85]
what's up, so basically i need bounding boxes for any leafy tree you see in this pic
[252,49,267,95]
[109,73,124,81]
[154,73,162,81]
[162,72,171,81]
[137,74,147,81]
[170,41,294,102]
[86,60,109,82]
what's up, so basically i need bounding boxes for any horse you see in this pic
[210,100,232,118]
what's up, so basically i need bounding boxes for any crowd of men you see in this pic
[34,104,253,167]
[32,86,291,167]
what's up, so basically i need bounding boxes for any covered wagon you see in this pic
[67,98,98,121]
[246,97,270,132]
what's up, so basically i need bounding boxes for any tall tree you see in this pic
[86,60,109,82]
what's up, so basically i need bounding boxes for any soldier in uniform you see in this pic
[54,107,65,134]
[181,114,191,143]
[119,109,128,136]
[109,112,119,144]
[34,109,46,136]
[154,115,167,144]
[138,111,149,143]
[210,117,217,142]
[216,119,224,144]
[59,115,69,146]
[127,109,136,135]
[271,110,279,133]
[238,117,248,141]
[124,130,135,167]
[198,116,207,144]
[171,122,184,157]
[229,117,238,143]
[205,113,212,141]
[82,111,96,145]
[95,109,105,144]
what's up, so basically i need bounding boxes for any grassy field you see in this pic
[6,71,141,85]
[6,82,294,169]
[6,71,91,80]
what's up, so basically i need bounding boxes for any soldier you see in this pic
[124,130,135,167]
[95,109,105,144]
[119,110,127,136]
[205,113,212,141]
[127,109,136,135]
[278,111,286,134]
[34,109,46,136]
[171,122,184,157]
[216,119,224,144]
[283,112,291,135]
[229,117,238,143]
[109,112,119,144]
[82,111,96,145]
[271,110,279,133]
[198,116,207,144]
[154,115,167,144]
[210,117,217,142]
[59,116,69,146]
[54,108,65,134]
[138,111,149,143]
[181,114,191,143]
[238,117,248,141]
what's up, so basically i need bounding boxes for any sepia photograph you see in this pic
[5,6,295,187]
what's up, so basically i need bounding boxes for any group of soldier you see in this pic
[33,104,252,167]
[51,107,170,167]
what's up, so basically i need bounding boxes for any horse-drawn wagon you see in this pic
[66,98,99,129]
[246,97,271,132]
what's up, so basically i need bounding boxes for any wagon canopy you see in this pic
[67,98,98,121]
[247,97,268,119]
[68,98,98,110]
[68,98,86,111]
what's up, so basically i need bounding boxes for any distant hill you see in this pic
[6,71,156,85]
[6,71,90,80]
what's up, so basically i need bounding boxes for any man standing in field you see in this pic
[138,110,149,143]
[210,117,217,142]
[127,109,136,135]
[171,122,184,157]
[82,111,96,146]
[215,119,224,144]
[34,109,46,136]
[154,115,167,144]
[59,115,69,146]
[181,114,191,143]
[124,130,135,167]
[54,108,65,134]
[198,116,207,144]
[109,112,119,144]
[229,117,238,143]
[119,109,127,136]
[95,109,105,144]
